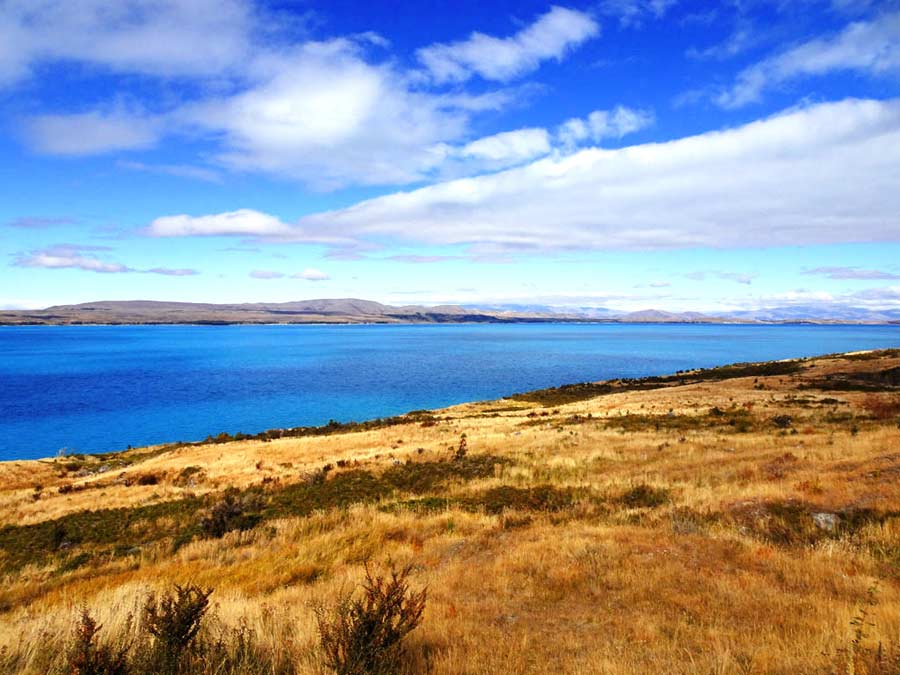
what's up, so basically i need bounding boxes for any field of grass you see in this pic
[1,349,899,673]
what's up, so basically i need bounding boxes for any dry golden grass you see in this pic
[1,350,899,673]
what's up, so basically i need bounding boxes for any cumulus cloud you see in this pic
[25,109,161,155]
[0,0,255,86]
[717,11,900,108]
[803,266,900,280]
[11,5,600,188]
[416,6,599,84]
[557,106,654,148]
[183,39,494,187]
[13,244,130,273]
[293,268,330,281]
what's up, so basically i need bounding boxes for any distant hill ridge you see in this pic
[1,299,898,325]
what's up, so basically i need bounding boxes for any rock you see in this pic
[812,512,840,532]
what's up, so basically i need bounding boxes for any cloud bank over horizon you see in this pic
[2,0,900,313]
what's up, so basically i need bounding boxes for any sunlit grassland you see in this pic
[0,350,899,673]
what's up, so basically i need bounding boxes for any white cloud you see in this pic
[25,109,160,155]
[7,216,75,229]
[148,209,292,238]
[293,268,330,281]
[275,98,900,252]
[12,244,202,276]
[0,0,255,86]
[685,271,758,285]
[13,244,130,273]
[185,40,486,187]
[416,6,599,84]
[803,266,900,280]
[11,5,597,188]
[117,160,221,183]
[461,128,551,162]
[250,269,284,279]
[145,267,199,276]
[557,106,653,147]
[718,11,900,108]
[600,0,679,27]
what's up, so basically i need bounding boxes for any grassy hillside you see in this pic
[1,350,899,673]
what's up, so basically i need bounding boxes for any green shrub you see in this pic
[317,564,426,675]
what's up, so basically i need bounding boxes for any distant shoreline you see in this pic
[2,298,898,326]
[2,319,899,327]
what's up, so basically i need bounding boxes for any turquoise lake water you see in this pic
[0,323,897,460]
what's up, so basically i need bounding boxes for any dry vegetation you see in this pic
[1,349,900,673]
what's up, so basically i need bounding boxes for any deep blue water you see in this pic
[0,323,897,460]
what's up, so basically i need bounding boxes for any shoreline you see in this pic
[6,347,898,465]
[2,319,900,327]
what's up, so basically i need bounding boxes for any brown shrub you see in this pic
[317,564,426,675]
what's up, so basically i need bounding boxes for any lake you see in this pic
[0,323,897,460]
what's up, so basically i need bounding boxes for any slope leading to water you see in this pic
[0,349,898,673]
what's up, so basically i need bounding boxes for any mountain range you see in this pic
[1,299,899,325]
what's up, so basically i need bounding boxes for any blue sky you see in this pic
[1,0,899,312]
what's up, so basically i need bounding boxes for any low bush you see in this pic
[200,489,264,539]
[317,564,426,675]
[68,609,129,675]
[619,484,670,509]
[137,584,212,673]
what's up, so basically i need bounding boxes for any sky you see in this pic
[1,0,899,313]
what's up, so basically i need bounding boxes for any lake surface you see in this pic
[0,323,897,460]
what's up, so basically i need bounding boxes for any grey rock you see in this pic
[812,512,840,532]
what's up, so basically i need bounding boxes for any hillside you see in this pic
[0,350,899,673]
[0,299,565,325]
[2,299,899,325]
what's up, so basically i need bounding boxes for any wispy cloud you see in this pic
[13,244,129,273]
[144,267,200,276]
[25,108,161,155]
[803,266,900,280]
[717,11,900,108]
[7,216,75,229]
[600,0,679,27]
[249,269,285,279]
[12,244,200,276]
[117,160,221,183]
[685,271,758,285]
[415,6,599,83]
[387,255,461,264]
[249,268,330,280]
[0,0,256,86]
